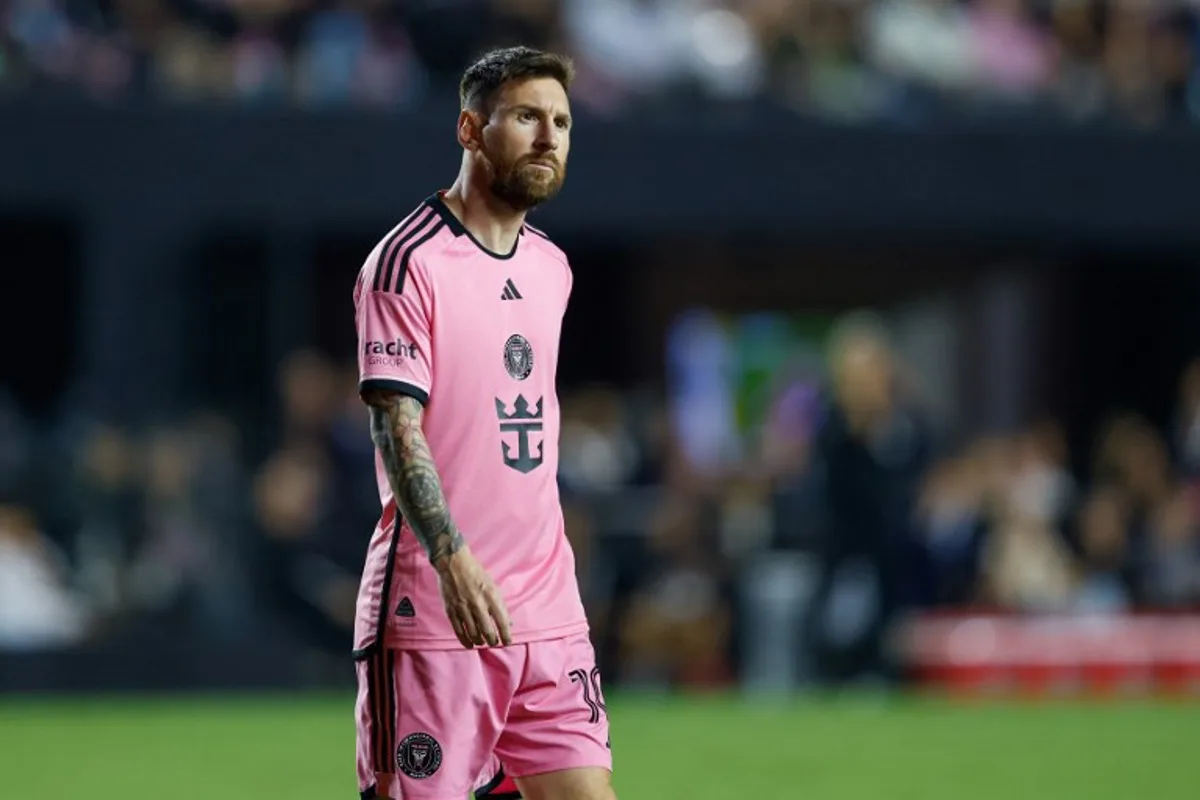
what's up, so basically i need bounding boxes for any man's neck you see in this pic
[441,177,525,255]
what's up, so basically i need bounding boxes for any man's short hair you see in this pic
[459,47,575,113]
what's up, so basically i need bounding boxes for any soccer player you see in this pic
[352,47,616,800]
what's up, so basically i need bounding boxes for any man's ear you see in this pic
[458,109,484,152]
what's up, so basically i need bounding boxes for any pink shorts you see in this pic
[355,632,611,799]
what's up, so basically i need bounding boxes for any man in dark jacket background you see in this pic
[806,313,934,686]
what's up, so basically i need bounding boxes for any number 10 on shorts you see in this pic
[569,667,607,724]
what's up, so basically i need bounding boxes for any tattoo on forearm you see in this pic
[366,392,464,565]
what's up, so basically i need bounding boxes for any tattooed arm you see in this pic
[365,391,464,565]
[362,389,511,647]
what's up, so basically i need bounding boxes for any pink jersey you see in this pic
[352,192,588,653]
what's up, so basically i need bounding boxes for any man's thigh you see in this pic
[494,633,613,795]
[514,767,616,800]
[355,646,513,799]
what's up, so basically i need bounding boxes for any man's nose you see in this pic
[535,122,559,151]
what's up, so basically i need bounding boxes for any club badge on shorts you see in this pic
[396,732,442,779]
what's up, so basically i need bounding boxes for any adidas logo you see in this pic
[396,596,415,618]
[500,278,523,300]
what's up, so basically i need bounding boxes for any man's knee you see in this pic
[513,767,615,800]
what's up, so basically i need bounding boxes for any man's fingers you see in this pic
[452,607,477,649]
[460,600,489,647]
[450,614,473,649]
[472,597,499,647]
[487,590,513,646]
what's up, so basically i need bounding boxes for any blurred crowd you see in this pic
[1,0,1198,126]
[3,310,1200,693]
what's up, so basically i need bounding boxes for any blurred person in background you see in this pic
[326,361,388,581]
[351,47,613,800]
[964,0,1053,108]
[253,440,356,654]
[1101,0,1194,127]
[805,311,933,686]
[561,500,610,645]
[1094,414,1176,605]
[1072,484,1133,612]
[915,454,987,607]
[124,419,252,639]
[1048,0,1108,119]
[69,422,142,619]
[978,434,1079,612]
[559,384,671,686]
[664,308,741,489]
[1058,410,1198,612]
[1015,420,1077,533]
[1142,484,1200,607]
[1111,411,1200,606]
[1170,357,1200,479]
[763,375,827,552]
[558,384,641,496]
[865,0,976,115]
[253,351,376,655]
[0,502,90,651]
[979,420,1081,610]
[617,494,732,690]
[273,348,341,455]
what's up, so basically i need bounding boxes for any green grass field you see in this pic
[0,693,1194,799]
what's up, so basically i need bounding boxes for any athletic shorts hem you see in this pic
[503,753,614,780]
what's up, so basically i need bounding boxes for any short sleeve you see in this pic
[356,266,434,406]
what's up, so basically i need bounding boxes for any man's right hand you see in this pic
[434,545,513,648]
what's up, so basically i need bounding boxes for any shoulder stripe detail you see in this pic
[524,224,550,240]
[393,220,446,293]
[381,211,440,294]
[372,206,427,292]
[372,206,429,292]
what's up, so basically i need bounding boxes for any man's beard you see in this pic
[487,155,566,211]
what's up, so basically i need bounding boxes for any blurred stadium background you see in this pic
[3,0,1200,798]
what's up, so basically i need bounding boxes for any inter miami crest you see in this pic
[503,333,534,381]
[496,395,544,473]
[396,732,442,779]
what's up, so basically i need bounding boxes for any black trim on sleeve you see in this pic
[359,379,429,407]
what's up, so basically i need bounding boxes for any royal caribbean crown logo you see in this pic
[495,395,543,473]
